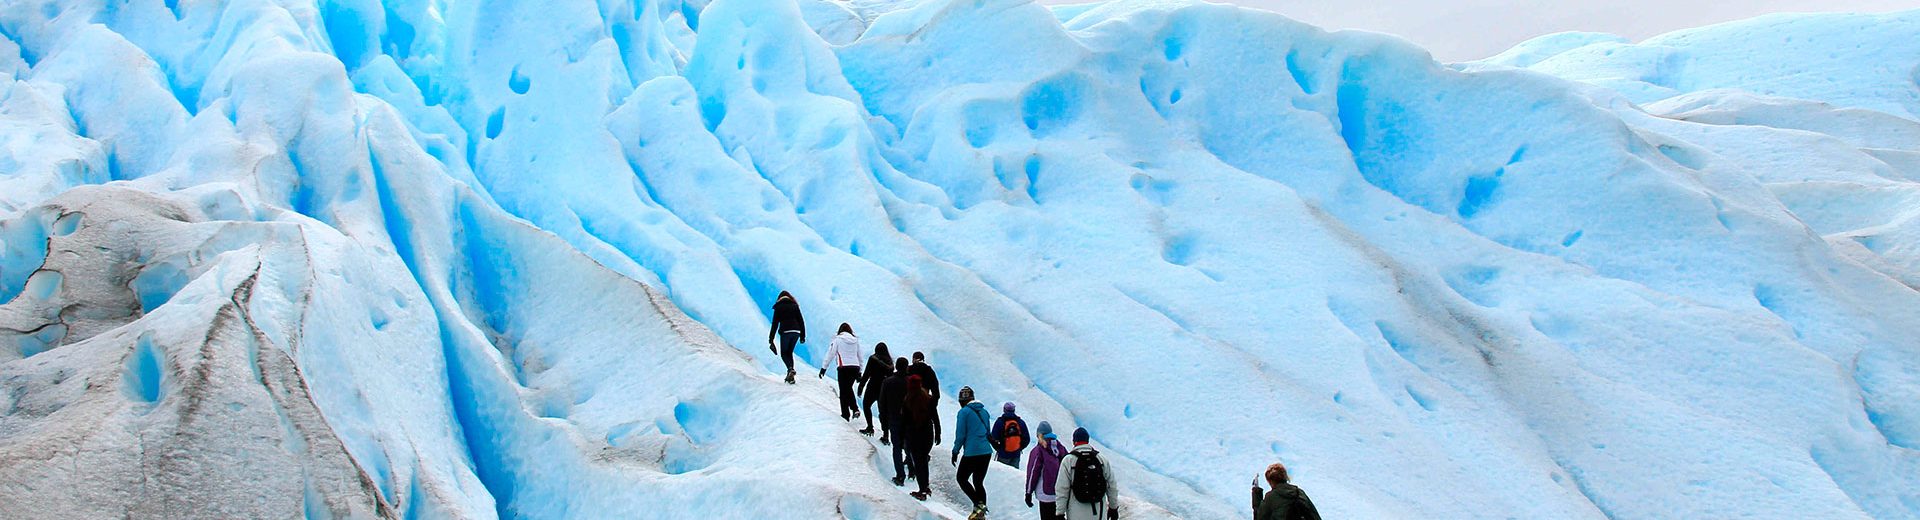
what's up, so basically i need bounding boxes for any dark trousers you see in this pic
[957,454,991,506]
[1040,501,1059,520]
[862,392,885,433]
[836,366,860,419]
[778,332,800,372]
[911,445,933,494]
[891,425,910,480]
[996,451,1021,469]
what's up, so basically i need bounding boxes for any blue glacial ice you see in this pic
[0,1,1916,518]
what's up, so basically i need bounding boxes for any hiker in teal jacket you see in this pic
[950,386,996,515]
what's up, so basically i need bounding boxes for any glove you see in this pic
[1108,507,1119,520]
[951,452,959,465]
[818,368,826,379]
[935,434,943,446]
[768,342,776,354]
[1025,493,1033,508]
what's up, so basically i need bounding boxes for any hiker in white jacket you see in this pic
[819,323,864,421]
[1056,427,1118,520]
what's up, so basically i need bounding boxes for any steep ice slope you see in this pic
[0,0,1916,519]
[1487,16,1920,299]
[1470,12,1920,298]
[1477,18,1920,476]
[0,2,930,518]
[1470,10,1920,119]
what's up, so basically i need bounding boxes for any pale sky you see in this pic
[1041,0,1920,61]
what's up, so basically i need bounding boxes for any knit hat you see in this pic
[1037,421,1055,439]
[1003,402,1016,414]
[1072,427,1089,444]
[958,386,974,403]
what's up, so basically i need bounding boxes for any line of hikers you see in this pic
[769,291,1319,520]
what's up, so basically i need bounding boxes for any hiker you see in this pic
[819,323,863,421]
[903,374,939,500]
[858,342,895,439]
[1025,421,1068,520]
[767,291,806,384]
[1253,462,1321,520]
[1057,428,1117,520]
[991,402,1030,468]
[909,352,942,443]
[882,357,912,485]
[951,386,996,516]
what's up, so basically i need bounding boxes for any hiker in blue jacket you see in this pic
[951,386,996,516]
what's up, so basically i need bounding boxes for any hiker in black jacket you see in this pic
[768,291,806,384]
[860,341,894,441]
[858,342,895,440]
[909,352,942,445]
[1254,462,1321,520]
[880,357,911,486]
[903,374,939,500]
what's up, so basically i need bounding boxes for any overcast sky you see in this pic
[1041,0,1920,61]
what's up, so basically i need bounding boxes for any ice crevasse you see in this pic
[0,0,1917,518]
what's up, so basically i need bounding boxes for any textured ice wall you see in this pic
[0,1,1917,518]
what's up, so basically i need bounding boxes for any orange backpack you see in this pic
[1000,418,1025,452]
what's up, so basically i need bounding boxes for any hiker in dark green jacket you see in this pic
[1253,462,1321,520]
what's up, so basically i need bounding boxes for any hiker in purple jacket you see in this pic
[1024,421,1069,519]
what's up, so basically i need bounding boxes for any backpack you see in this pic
[999,418,1025,452]
[1290,488,1322,520]
[1070,449,1108,504]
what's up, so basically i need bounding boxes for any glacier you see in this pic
[0,0,1917,518]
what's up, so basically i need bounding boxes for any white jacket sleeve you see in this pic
[1105,456,1117,504]
[1055,452,1074,499]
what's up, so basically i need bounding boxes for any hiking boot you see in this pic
[910,491,928,501]
[892,476,905,487]
[785,369,795,384]
[879,435,890,445]
[859,427,874,436]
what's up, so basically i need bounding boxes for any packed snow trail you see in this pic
[1,0,1918,518]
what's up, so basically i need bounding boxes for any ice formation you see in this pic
[0,1,1916,518]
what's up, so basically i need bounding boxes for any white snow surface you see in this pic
[0,1,1917,518]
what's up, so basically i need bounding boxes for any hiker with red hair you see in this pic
[1253,461,1321,520]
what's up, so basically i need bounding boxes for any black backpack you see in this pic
[1070,449,1108,504]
